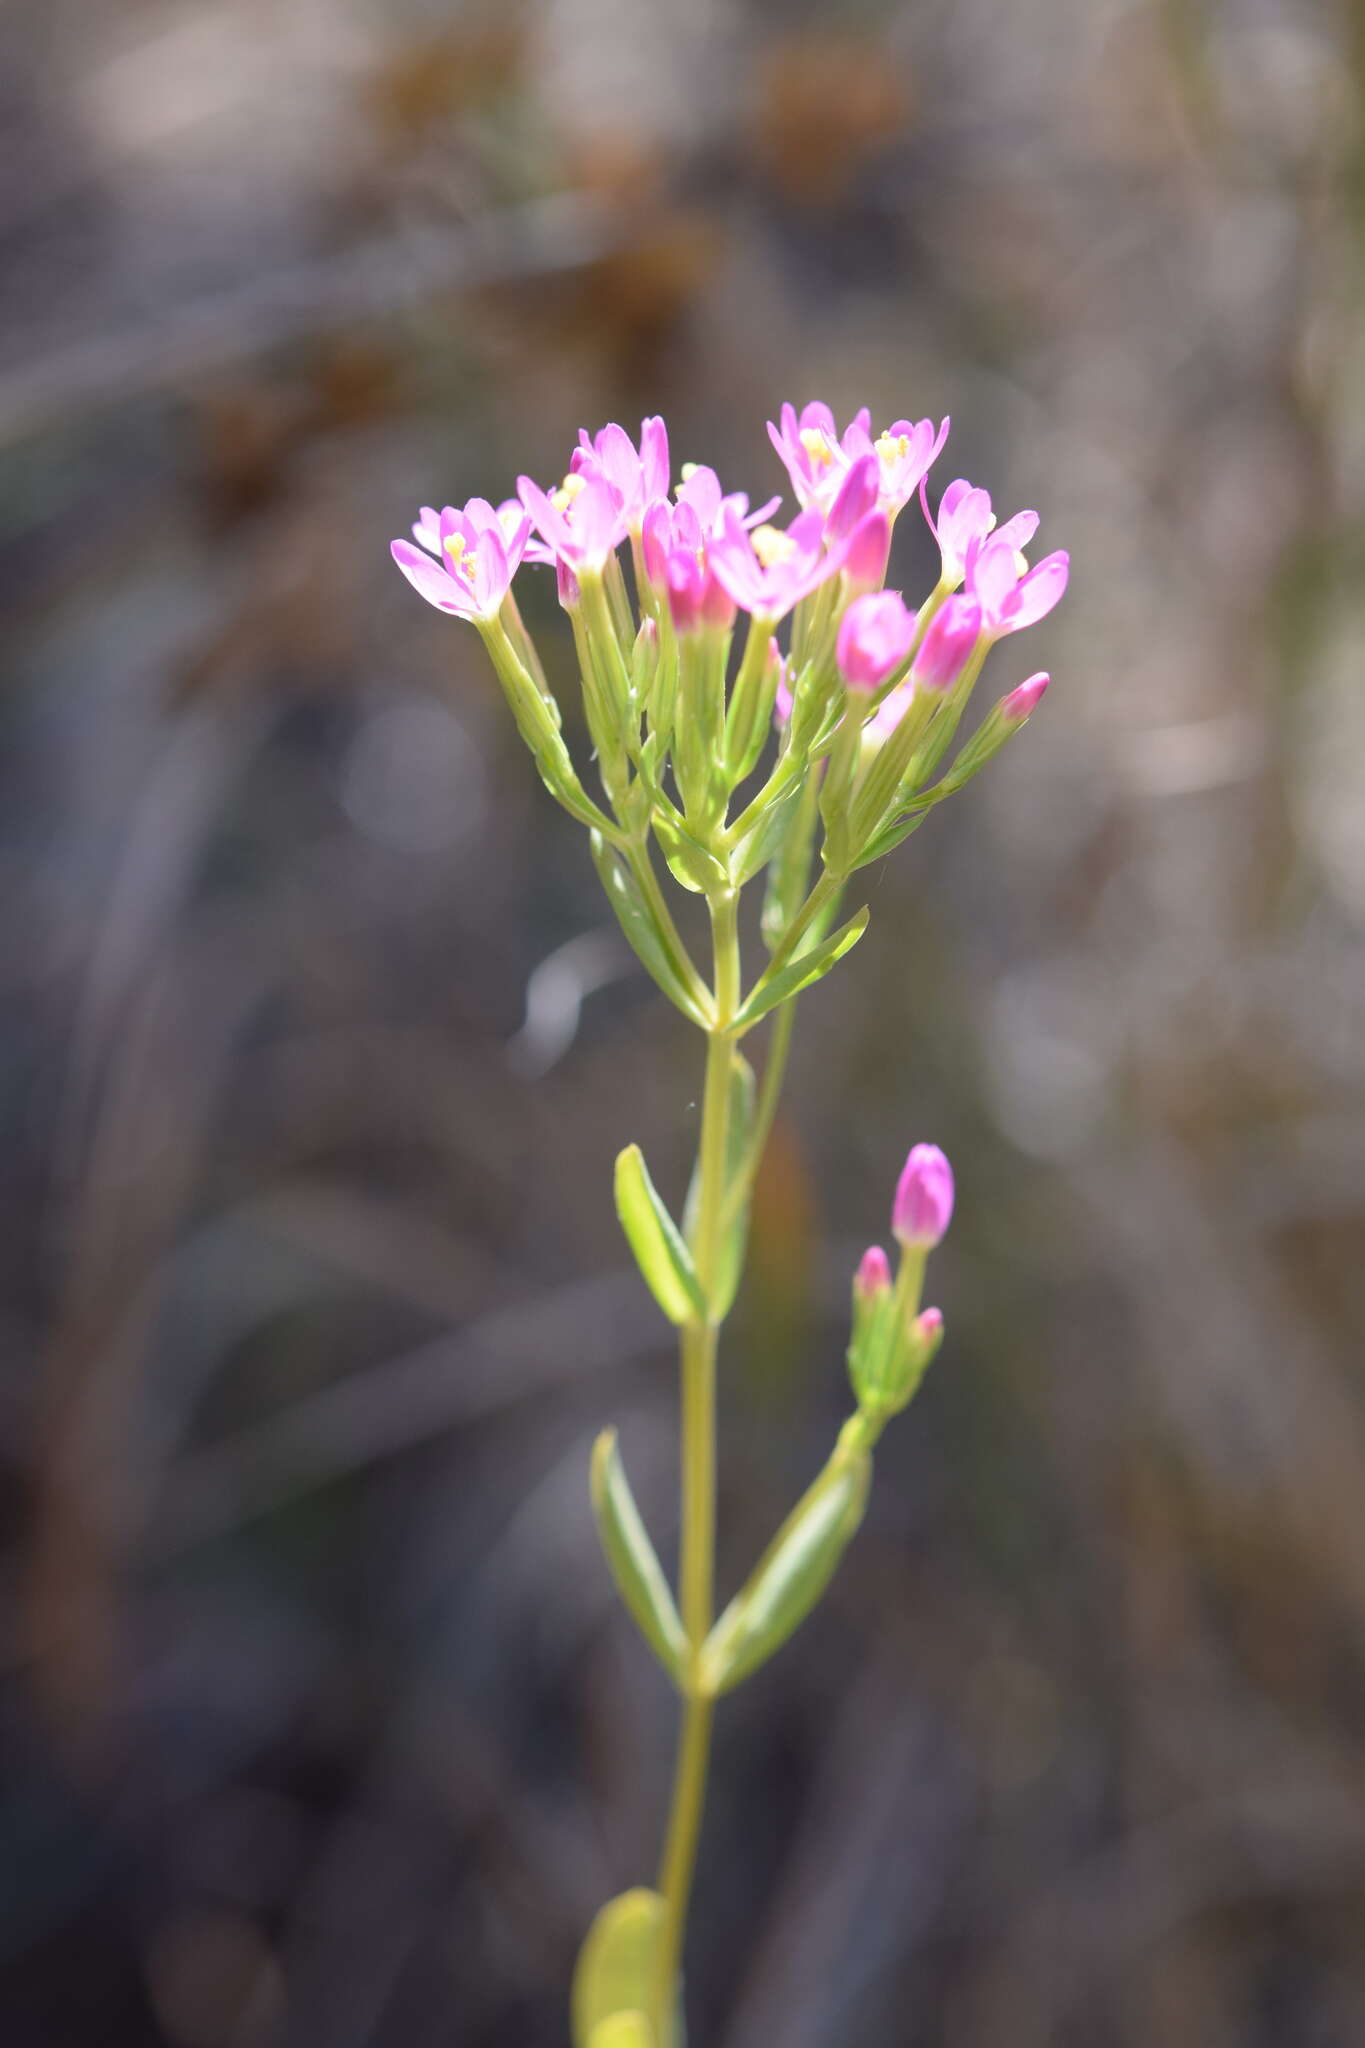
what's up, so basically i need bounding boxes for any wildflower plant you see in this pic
[392,404,1067,2045]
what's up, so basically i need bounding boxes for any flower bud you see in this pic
[891,1143,955,1248]
[841,509,891,598]
[664,551,704,633]
[1002,670,1049,722]
[854,1245,892,1298]
[912,595,980,691]
[837,591,915,693]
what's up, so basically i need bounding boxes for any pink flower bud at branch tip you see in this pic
[915,1307,944,1341]
[855,1245,892,1298]
[1002,671,1049,722]
[892,1143,955,1249]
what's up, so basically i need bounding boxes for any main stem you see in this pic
[653,889,740,2041]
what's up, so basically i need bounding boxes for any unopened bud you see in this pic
[837,591,915,693]
[891,1143,955,1249]
[1001,670,1049,722]
[912,595,980,691]
[854,1244,893,1298]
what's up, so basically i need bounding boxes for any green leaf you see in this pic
[850,807,929,869]
[590,833,711,1027]
[652,809,730,895]
[572,1890,666,2048]
[589,2017,655,2048]
[591,1430,687,1684]
[615,1144,708,1326]
[730,906,870,1035]
[731,781,802,887]
[701,1449,871,1694]
[682,1049,756,1324]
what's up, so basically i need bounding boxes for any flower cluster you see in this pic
[391,403,1067,909]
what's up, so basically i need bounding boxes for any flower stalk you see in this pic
[390,402,1068,2045]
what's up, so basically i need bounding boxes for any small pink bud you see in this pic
[1002,671,1049,722]
[892,1143,955,1249]
[699,563,737,632]
[556,556,581,610]
[855,1245,892,1298]
[842,509,891,597]
[664,551,704,633]
[836,591,915,693]
[912,595,980,691]
[914,1306,944,1342]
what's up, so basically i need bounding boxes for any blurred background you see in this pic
[5,0,1365,2042]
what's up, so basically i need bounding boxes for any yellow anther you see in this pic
[679,461,699,483]
[875,431,911,464]
[443,532,471,570]
[551,472,587,513]
[1013,549,1030,578]
[751,524,797,568]
[799,427,836,466]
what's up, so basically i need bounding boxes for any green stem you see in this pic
[653,890,740,2042]
[722,994,796,1233]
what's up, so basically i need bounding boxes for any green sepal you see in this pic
[652,808,730,896]
[700,1447,871,1694]
[682,1048,756,1323]
[572,1889,667,2048]
[614,1143,708,1326]
[730,906,869,1036]
[590,1430,687,1684]
[590,832,712,1027]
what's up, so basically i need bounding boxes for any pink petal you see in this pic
[969,537,1021,627]
[391,539,474,616]
[1006,550,1068,630]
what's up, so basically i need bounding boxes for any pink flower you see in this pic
[966,536,1069,638]
[854,1245,892,1298]
[843,414,950,516]
[837,590,915,692]
[517,469,629,575]
[892,1144,955,1249]
[673,463,781,535]
[571,417,670,528]
[1001,671,1049,721]
[922,477,1039,588]
[707,505,845,622]
[912,594,982,691]
[767,401,869,513]
[391,497,531,621]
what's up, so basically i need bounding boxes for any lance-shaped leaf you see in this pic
[701,1447,871,1695]
[615,1144,708,1326]
[589,2017,655,2048]
[729,906,869,1035]
[682,1049,756,1324]
[572,1890,667,2048]
[590,833,712,1028]
[591,1430,687,1684]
